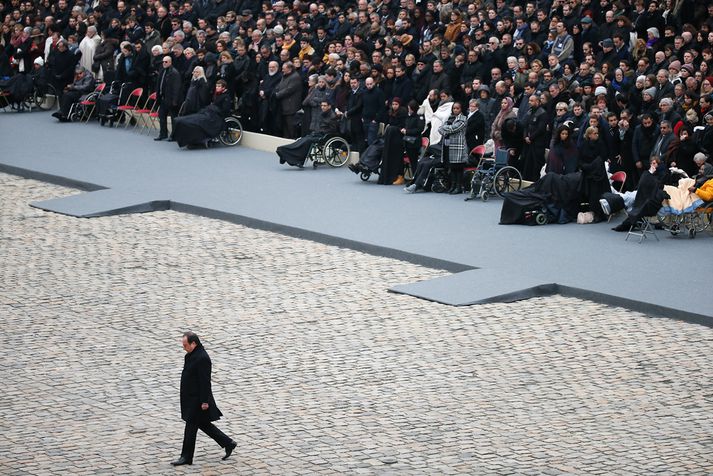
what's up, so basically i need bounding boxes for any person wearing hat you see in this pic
[580,16,599,48]
[596,38,617,70]
[52,65,96,121]
[641,86,659,116]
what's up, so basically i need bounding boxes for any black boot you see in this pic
[446,169,456,193]
[450,167,463,194]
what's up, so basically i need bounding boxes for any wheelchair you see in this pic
[0,79,58,112]
[305,133,350,168]
[464,145,522,202]
[217,114,244,146]
[67,83,106,122]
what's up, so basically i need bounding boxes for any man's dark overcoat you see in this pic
[180,345,223,423]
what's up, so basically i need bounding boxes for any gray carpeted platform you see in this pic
[1,111,712,323]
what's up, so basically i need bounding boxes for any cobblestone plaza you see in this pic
[1,173,712,475]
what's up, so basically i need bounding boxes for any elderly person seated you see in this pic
[171,79,232,148]
[52,65,96,122]
[691,153,713,188]
[277,99,339,168]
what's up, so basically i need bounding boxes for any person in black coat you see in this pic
[171,331,236,466]
[378,98,409,185]
[46,40,76,94]
[579,126,611,221]
[181,66,211,115]
[344,77,365,152]
[155,55,183,140]
[465,98,486,152]
[520,93,549,181]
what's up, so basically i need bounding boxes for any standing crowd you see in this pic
[2,0,713,193]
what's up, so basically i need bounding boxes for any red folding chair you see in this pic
[133,92,157,133]
[607,170,628,222]
[116,87,143,128]
[610,170,627,192]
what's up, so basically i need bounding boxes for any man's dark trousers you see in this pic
[159,102,179,138]
[181,420,232,463]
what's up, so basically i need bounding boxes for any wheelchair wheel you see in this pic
[493,166,522,197]
[34,84,58,111]
[430,170,450,193]
[323,136,350,167]
[360,171,371,181]
[219,116,243,146]
[69,108,83,122]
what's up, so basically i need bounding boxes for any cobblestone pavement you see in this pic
[1,172,712,475]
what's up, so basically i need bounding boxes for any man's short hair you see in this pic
[183,331,201,346]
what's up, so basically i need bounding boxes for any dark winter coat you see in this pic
[274,70,302,115]
[180,344,223,423]
[156,66,182,106]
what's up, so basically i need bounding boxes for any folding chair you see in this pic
[78,82,106,122]
[606,171,628,223]
[133,92,157,133]
[610,170,626,192]
[625,216,659,243]
[116,87,143,128]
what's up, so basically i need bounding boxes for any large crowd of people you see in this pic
[2,0,713,219]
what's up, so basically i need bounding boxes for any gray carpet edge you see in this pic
[4,164,712,327]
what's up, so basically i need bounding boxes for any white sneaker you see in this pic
[599,198,611,216]
[404,184,417,193]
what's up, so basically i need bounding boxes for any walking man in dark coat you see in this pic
[171,331,236,466]
[155,56,183,141]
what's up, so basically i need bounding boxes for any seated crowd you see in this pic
[2,0,713,210]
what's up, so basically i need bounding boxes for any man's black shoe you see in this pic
[51,111,61,119]
[223,441,237,460]
[170,457,192,466]
[154,136,167,141]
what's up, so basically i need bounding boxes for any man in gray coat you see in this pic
[274,62,303,139]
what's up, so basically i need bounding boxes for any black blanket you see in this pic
[277,133,321,167]
[500,172,582,224]
[172,104,226,147]
[359,139,384,173]
[0,73,33,104]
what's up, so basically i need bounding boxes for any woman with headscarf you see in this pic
[181,66,211,115]
[578,126,610,221]
[546,125,578,174]
[438,102,468,194]
[491,96,516,150]
[379,97,409,185]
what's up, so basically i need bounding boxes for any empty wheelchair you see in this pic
[465,145,522,202]
[306,134,350,167]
